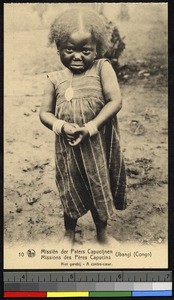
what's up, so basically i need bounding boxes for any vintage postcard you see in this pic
[4,2,168,269]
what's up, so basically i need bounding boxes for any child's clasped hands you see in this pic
[61,123,89,146]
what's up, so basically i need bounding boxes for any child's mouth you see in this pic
[71,64,84,68]
[70,64,85,73]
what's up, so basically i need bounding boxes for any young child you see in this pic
[39,8,126,245]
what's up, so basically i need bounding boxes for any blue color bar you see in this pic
[133,290,172,297]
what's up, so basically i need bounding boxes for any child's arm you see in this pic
[70,61,122,146]
[93,60,122,128]
[39,78,58,130]
[39,78,79,140]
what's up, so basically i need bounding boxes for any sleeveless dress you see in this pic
[47,59,127,221]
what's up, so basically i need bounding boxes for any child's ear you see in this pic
[57,49,60,55]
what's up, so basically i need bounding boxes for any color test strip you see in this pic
[4,290,173,298]
[4,291,47,298]
[47,292,89,297]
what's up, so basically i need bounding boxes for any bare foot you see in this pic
[63,230,75,246]
[96,228,109,245]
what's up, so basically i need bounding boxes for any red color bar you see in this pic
[4,291,47,298]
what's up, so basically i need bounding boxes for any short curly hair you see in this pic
[48,8,109,58]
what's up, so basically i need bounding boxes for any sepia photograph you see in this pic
[4,3,168,269]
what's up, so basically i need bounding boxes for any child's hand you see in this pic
[62,123,80,142]
[69,127,89,146]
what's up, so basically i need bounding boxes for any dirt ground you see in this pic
[4,29,168,247]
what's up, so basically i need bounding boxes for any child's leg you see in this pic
[64,212,77,243]
[90,208,108,244]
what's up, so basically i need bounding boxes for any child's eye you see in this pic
[66,48,74,54]
[82,49,90,55]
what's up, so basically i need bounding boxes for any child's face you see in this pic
[59,31,97,73]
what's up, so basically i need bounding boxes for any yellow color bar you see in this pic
[47,292,89,297]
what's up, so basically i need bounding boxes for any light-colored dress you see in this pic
[47,59,126,221]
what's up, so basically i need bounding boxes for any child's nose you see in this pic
[73,52,82,60]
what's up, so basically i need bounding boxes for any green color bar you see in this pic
[89,291,132,297]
